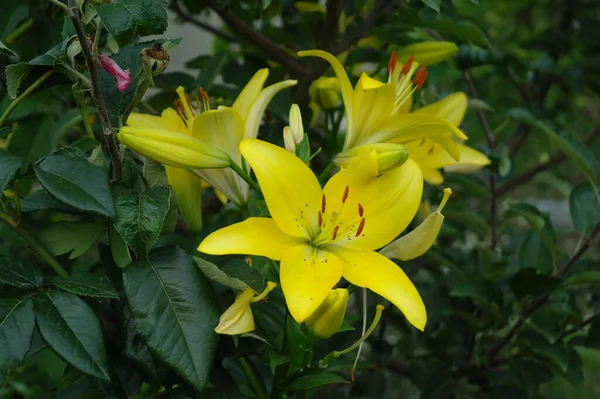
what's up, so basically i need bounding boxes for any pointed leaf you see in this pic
[5,62,33,99]
[0,149,23,192]
[0,256,43,288]
[123,246,219,391]
[569,182,600,234]
[0,40,16,57]
[34,290,110,381]
[38,222,104,259]
[52,273,119,299]
[192,256,248,291]
[288,373,349,390]
[0,298,35,383]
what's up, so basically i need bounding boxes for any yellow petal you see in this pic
[396,92,413,114]
[380,188,451,260]
[323,157,423,250]
[126,112,180,132]
[298,50,354,139]
[421,167,444,185]
[305,288,348,338]
[191,107,249,205]
[366,114,467,146]
[280,244,343,323]
[415,92,467,127]
[335,143,408,175]
[240,138,322,239]
[397,41,458,65]
[244,79,298,139]
[233,69,269,119]
[214,288,255,335]
[330,247,426,330]
[165,166,203,232]
[350,73,396,148]
[198,217,299,260]
[118,127,231,169]
[444,144,491,173]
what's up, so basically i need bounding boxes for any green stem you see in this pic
[47,0,69,12]
[318,159,336,184]
[229,161,262,194]
[61,64,92,88]
[318,304,384,368]
[93,20,104,53]
[72,83,95,139]
[238,357,267,399]
[0,212,69,278]
[0,69,55,127]
[4,17,34,44]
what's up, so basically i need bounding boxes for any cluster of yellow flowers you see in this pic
[118,45,490,338]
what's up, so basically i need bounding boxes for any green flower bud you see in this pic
[335,143,409,175]
[305,288,349,338]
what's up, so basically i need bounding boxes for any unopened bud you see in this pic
[309,77,340,109]
[305,288,349,338]
[215,282,277,335]
[335,143,409,175]
[288,104,304,144]
[283,126,296,153]
[396,41,458,65]
[141,43,171,86]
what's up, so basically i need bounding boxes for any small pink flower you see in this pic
[98,54,131,93]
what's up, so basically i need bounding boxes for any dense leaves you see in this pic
[0,298,35,383]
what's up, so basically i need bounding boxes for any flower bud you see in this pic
[396,41,458,65]
[305,288,349,338]
[335,143,409,175]
[98,54,132,93]
[288,104,304,144]
[283,126,296,153]
[118,126,231,169]
[141,43,171,85]
[309,77,340,109]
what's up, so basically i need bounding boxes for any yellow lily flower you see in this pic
[305,288,349,338]
[165,167,203,232]
[199,139,426,330]
[215,282,277,335]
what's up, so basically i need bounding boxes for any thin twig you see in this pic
[495,128,600,196]
[0,69,55,126]
[556,314,599,342]
[169,0,237,42]
[65,0,122,181]
[463,70,497,250]
[318,0,346,50]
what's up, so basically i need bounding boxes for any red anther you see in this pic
[194,92,201,107]
[355,218,365,236]
[416,70,428,89]
[412,66,425,85]
[387,52,398,73]
[318,212,323,228]
[342,186,349,203]
[321,194,327,213]
[200,87,209,102]
[401,55,414,76]
[332,225,339,240]
[358,203,364,217]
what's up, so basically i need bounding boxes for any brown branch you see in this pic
[205,0,307,77]
[556,314,599,342]
[495,128,600,197]
[463,70,497,250]
[318,0,346,50]
[65,0,122,181]
[169,0,237,42]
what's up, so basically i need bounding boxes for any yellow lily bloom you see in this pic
[214,282,277,335]
[199,139,426,330]
[305,288,349,338]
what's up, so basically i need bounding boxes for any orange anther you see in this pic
[358,203,364,217]
[388,52,398,73]
[332,225,339,240]
[356,218,365,236]
[401,55,414,76]
[321,194,327,213]
[342,186,349,203]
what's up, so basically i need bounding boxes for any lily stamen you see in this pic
[342,186,349,203]
[355,218,366,236]
[401,55,414,76]
[321,194,327,213]
[358,203,364,217]
[387,52,398,74]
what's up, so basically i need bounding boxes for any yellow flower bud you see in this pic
[305,288,349,338]
[309,77,340,110]
[118,126,231,169]
[283,126,296,153]
[288,104,304,144]
[380,188,452,261]
[165,166,203,233]
[396,41,458,65]
[214,282,277,336]
[335,143,409,175]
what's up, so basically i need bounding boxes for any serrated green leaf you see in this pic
[123,246,219,391]
[34,290,110,381]
[222,257,267,292]
[109,223,133,268]
[34,149,114,217]
[192,256,248,291]
[38,222,104,259]
[0,298,35,384]
[95,0,169,46]
[114,186,171,257]
[5,62,33,99]
[0,256,43,288]
[569,182,600,234]
[29,38,72,66]
[288,372,349,390]
[20,189,78,213]
[196,51,229,91]
[52,273,118,299]
[421,0,441,12]
[7,116,55,164]
[0,40,16,57]
[0,149,23,192]
[142,158,168,187]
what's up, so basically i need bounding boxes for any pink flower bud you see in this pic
[98,54,131,93]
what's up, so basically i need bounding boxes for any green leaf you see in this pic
[5,62,33,99]
[288,372,349,390]
[95,0,169,46]
[7,116,56,164]
[20,189,78,213]
[114,186,171,257]
[52,273,119,299]
[444,209,489,236]
[142,158,168,188]
[0,40,16,57]
[29,38,72,66]
[0,298,35,383]
[285,315,309,368]
[123,246,219,391]
[37,222,104,259]
[519,231,554,274]
[563,271,600,288]
[34,290,110,381]
[196,51,229,91]
[510,268,560,300]
[34,149,115,217]
[504,203,546,231]
[421,0,441,12]
[192,256,248,291]
[0,256,43,288]
[0,149,23,192]
[261,0,273,9]
[222,257,267,292]
[569,182,600,234]
[109,223,132,268]
[508,108,598,190]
